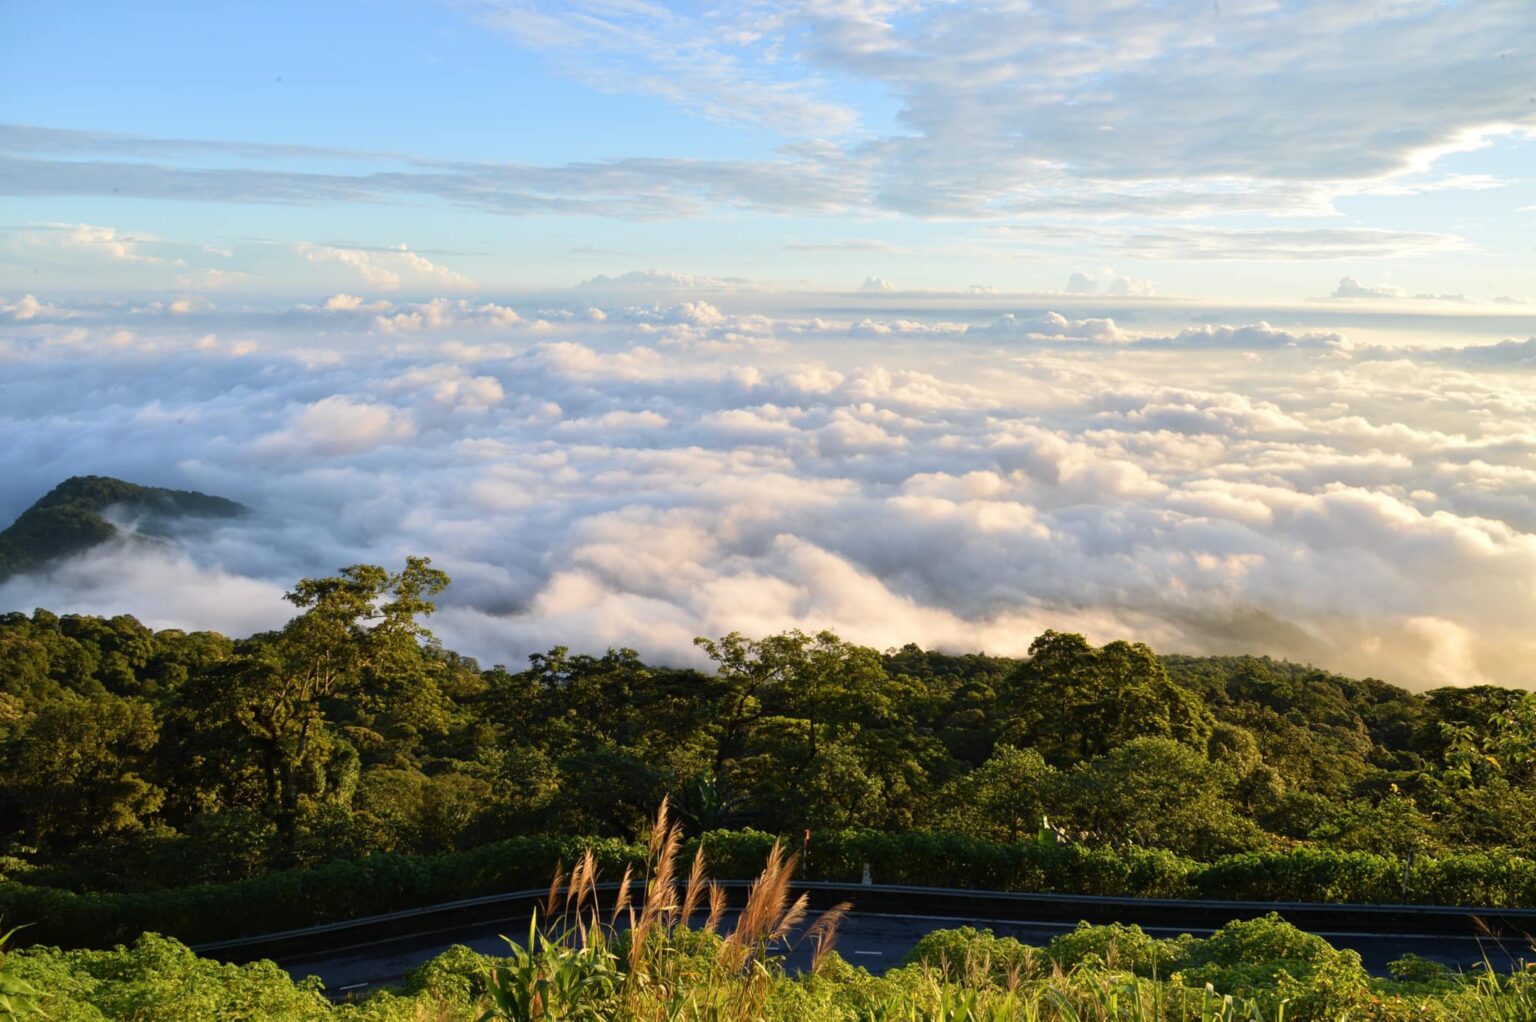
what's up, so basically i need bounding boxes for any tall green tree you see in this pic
[1,691,164,847]
[1002,632,1213,763]
[214,558,450,841]
[932,745,1057,842]
[1050,738,1268,858]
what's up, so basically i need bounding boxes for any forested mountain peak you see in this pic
[0,475,246,580]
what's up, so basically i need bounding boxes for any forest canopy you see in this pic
[2,558,1534,913]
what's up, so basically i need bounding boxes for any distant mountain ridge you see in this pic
[0,475,245,580]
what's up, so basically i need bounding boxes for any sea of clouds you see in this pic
[4,290,1536,689]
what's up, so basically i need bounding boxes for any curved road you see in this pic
[247,895,1531,998]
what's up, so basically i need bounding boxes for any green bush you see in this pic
[8,829,1536,953]
[1413,851,1536,906]
[1192,848,1400,902]
[1176,913,1373,1019]
[5,923,1536,1022]
[0,835,646,948]
[899,925,1039,980]
[1046,921,1187,977]
[6,933,335,1021]
[737,830,1198,898]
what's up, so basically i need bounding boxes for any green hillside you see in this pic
[0,475,245,579]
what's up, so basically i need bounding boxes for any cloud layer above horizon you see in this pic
[5,292,1536,690]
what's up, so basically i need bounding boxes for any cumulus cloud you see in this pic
[13,222,165,263]
[1329,276,1478,302]
[1107,276,1157,297]
[5,295,1536,690]
[861,276,897,292]
[1417,335,1536,369]
[658,301,727,327]
[1132,323,1346,351]
[252,396,417,456]
[173,267,250,290]
[1333,276,1407,300]
[1060,270,1156,297]
[4,223,263,293]
[373,298,523,333]
[575,270,755,292]
[0,294,69,322]
[971,312,1127,343]
[296,242,475,292]
[1064,271,1100,295]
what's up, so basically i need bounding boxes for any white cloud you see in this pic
[253,396,417,456]
[384,364,507,410]
[812,0,1536,216]
[13,0,1531,231]
[1117,228,1471,261]
[1107,276,1156,297]
[575,270,754,292]
[299,245,401,289]
[0,294,68,322]
[1059,269,1156,296]
[848,318,965,337]
[373,298,523,333]
[1064,271,1099,295]
[15,222,164,263]
[1133,323,1346,351]
[661,301,727,327]
[296,242,475,292]
[861,276,897,292]
[971,312,1127,343]
[173,267,251,290]
[1329,276,1472,302]
[454,0,1536,223]
[464,0,859,138]
[6,295,1536,689]
[1333,276,1407,299]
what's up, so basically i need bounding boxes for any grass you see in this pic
[469,800,1308,1022]
[478,798,853,1022]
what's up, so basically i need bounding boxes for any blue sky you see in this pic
[3,0,1534,300]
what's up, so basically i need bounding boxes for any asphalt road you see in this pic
[279,906,1528,999]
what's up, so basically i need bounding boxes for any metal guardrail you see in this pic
[194,880,1536,965]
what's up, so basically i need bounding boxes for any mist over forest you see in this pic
[5,293,1536,690]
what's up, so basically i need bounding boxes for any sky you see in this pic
[3,0,1535,299]
[3,1,1536,688]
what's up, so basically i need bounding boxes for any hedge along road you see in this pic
[194,882,1536,998]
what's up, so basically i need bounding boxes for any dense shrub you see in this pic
[6,830,1536,952]
[5,933,339,1022]
[713,830,1198,898]
[1412,851,1536,906]
[0,834,646,948]
[1045,921,1188,976]
[1192,848,1401,902]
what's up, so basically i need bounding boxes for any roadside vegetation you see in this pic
[3,805,1535,1021]
[5,560,1536,948]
